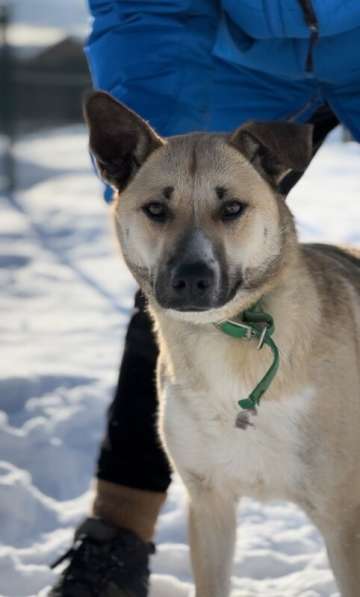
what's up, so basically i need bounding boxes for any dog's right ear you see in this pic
[84,91,164,191]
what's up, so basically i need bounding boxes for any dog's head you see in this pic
[85,92,312,323]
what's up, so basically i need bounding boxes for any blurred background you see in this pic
[0,0,90,195]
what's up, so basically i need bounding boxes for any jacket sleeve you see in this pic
[85,0,219,136]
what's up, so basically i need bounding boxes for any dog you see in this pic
[85,91,360,597]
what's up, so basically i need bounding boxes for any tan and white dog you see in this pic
[85,91,360,597]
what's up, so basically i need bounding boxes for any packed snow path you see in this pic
[1,125,359,596]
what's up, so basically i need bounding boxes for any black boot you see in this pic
[49,517,155,597]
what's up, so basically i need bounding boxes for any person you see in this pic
[50,1,360,595]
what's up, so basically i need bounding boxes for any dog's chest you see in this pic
[162,336,313,501]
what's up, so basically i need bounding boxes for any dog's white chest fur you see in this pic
[160,335,313,502]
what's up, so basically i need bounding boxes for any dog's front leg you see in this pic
[187,486,237,597]
[158,380,237,596]
[314,511,360,597]
[323,525,360,597]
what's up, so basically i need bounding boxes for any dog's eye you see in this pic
[142,202,168,222]
[221,200,246,222]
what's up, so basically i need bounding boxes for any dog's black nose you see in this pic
[170,261,215,308]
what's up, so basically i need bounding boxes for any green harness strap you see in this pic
[215,304,280,412]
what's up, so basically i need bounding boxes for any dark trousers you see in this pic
[96,105,339,493]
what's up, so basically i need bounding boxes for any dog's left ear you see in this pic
[230,121,313,190]
[84,91,164,191]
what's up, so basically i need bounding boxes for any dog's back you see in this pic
[302,243,360,302]
[306,243,360,272]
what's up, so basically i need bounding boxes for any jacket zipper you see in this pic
[298,0,319,72]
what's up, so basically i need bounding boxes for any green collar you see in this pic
[215,303,280,414]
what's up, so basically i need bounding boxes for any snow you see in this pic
[0,124,359,597]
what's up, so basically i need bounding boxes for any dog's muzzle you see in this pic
[156,260,220,311]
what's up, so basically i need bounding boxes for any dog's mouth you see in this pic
[167,304,213,313]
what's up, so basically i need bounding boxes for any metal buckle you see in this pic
[225,320,254,340]
[257,326,267,350]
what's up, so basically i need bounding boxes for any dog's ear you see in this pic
[84,91,164,191]
[230,121,313,190]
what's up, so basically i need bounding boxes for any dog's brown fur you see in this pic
[85,91,360,597]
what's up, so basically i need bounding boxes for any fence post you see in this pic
[0,1,16,196]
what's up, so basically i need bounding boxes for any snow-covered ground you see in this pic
[0,125,359,597]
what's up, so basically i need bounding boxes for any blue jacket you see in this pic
[85,1,360,140]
